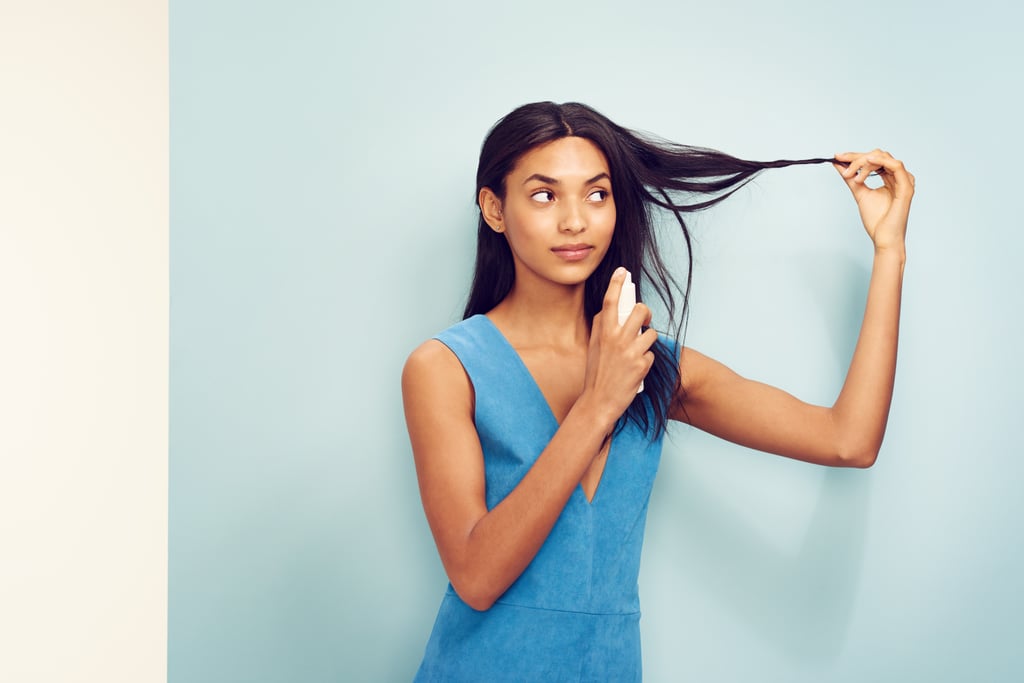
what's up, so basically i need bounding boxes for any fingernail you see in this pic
[614,266,626,277]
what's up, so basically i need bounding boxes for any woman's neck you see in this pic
[487,279,589,349]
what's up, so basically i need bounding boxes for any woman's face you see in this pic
[481,136,616,288]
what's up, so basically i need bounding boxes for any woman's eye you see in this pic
[588,189,609,201]
[531,190,554,203]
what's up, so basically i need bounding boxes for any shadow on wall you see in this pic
[659,462,871,663]
[798,251,869,372]
[653,251,875,663]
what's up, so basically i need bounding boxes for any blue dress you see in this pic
[414,315,670,682]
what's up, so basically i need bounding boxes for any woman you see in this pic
[402,101,914,681]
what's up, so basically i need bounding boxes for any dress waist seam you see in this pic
[491,598,640,617]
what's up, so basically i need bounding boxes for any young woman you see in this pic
[402,101,914,681]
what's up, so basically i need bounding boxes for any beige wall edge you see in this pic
[0,2,169,681]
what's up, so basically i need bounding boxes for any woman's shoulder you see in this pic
[402,316,491,391]
[401,336,472,408]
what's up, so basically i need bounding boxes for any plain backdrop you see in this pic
[170,1,1022,680]
[3,1,1022,682]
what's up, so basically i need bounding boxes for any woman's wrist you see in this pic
[568,390,619,439]
[874,242,907,267]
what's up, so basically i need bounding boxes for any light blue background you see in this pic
[170,1,1022,680]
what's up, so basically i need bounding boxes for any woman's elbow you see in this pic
[843,451,878,469]
[443,532,505,611]
[463,594,497,612]
[836,442,880,469]
[450,574,499,612]
[446,565,501,610]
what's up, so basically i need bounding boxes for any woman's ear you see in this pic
[478,187,505,233]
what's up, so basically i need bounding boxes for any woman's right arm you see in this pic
[402,269,655,611]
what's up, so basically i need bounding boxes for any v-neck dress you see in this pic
[413,314,673,682]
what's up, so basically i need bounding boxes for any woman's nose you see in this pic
[559,202,586,233]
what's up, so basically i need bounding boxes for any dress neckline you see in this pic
[473,314,611,505]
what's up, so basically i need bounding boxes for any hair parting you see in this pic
[465,101,838,437]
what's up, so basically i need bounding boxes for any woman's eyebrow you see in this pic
[522,173,559,185]
[521,172,611,186]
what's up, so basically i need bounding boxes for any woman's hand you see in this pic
[579,267,658,430]
[834,150,916,253]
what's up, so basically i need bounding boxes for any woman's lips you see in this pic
[552,244,593,262]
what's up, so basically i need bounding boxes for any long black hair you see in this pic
[465,101,835,437]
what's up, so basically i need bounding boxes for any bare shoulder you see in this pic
[402,338,474,419]
[403,338,462,380]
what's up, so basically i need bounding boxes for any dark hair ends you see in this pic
[466,101,837,437]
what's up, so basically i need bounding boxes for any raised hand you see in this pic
[833,150,916,252]
[581,267,658,427]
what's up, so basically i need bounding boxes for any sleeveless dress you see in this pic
[414,315,672,682]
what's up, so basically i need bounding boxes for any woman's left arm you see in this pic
[671,150,916,468]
